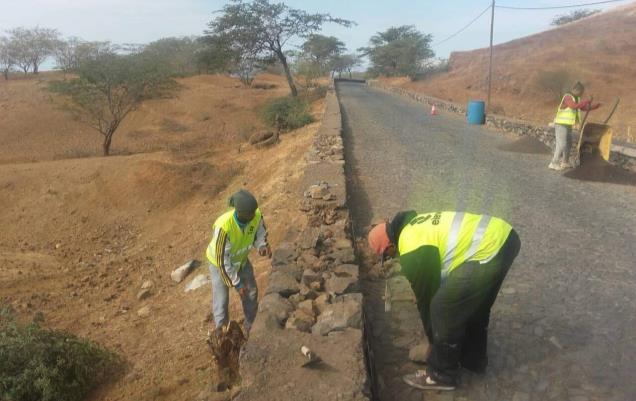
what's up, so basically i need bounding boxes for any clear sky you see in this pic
[2,0,630,60]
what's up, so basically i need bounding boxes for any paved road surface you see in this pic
[338,82,636,401]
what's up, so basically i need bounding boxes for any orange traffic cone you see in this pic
[430,105,437,115]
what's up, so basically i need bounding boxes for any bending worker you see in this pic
[206,189,271,336]
[368,210,520,391]
[551,81,600,170]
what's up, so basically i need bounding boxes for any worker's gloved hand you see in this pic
[258,244,272,258]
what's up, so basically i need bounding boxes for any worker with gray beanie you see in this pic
[206,189,271,335]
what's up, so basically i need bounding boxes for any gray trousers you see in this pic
[552,123,572,164]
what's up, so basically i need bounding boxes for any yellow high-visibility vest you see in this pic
[398,212,512,279]
[554,94,581,126]
[206,208,262,271]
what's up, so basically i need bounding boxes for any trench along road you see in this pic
[337,82,636,401]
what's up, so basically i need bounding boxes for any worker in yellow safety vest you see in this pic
[550,81,600,170]
[206,189,271,336]
[368,210,520,391]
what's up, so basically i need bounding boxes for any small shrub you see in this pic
[261,96,314,132]
[551,9,600,26]
[412,58,451,81]
[161,118,188,133]
[535,69,573,101]
[0,307,124,401]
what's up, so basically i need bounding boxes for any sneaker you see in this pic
[548,162,562,171]
[403,369,455,391]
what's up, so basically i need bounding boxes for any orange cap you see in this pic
[368,223,391,257]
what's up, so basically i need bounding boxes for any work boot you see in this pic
[403,369,456,391]
[548,162,562,171]
[560,161,573,169]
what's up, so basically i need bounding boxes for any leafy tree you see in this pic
[205,0,354,96]
[551,9,600,26]
[49,54,177,156]
[300,34,346,75]
[195,35,236,74]
[360,25,434,79]
[7,27,59,74]
[331,53,362,79]
[141,36,203,76]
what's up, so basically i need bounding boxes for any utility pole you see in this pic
[487,0,495,112]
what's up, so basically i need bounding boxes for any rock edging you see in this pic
[236,88,371,401]
[366,80,635,169]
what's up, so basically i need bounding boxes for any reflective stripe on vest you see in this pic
[554,94,581,126]
[206,208,262,270]
[398,212,512,278]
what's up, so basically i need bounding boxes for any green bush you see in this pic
[0,308,124,401]
[261,96,314,132]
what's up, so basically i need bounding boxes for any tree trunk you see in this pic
[276,51,297,97]
[3,69,8,80]
[103,132,114,156]
[33,64,39,74]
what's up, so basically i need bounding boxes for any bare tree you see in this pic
[49,54,177,156]
[7,27,59,74]
[206,0,354,96]
[55,38,115,74]
[0,36,16,80]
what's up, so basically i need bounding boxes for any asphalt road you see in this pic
[338,82,636,401]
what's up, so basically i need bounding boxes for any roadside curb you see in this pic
[236,86,372,401]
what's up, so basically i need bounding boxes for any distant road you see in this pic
[339,82,636,401]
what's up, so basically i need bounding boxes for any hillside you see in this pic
[381,2,636,141]
[0,72,324,400]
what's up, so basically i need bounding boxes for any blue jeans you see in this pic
[209,260,259,332]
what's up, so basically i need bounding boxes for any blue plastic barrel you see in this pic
[467,100,486,125]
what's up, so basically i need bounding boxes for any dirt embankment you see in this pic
[0,72,324,400]
[380,2,636,141]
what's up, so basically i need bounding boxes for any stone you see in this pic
[271,243,296,266]
[549,336,563,349]
[299,226,321,250]
[285,309,315,333]
[271,263,302,281]
[324,275,358,295]
[302,268,322,286]
[185,274,210,292]
[265,272,300,297]
[502,287,516,295]
[136,289,152,300]
[137,306,150,318]
[297,299,317,318]
[258,293,293,325]
[307,184,330,200]
[314,293,331,313]
[312,295,362,336]
[408,343,429,363]
[288,293,305,306]
[334,264,359,278]
[332,238,351,250]
[171,260,196,283]
[309,281,322,291]
[297,252,319,268]
[330,248,356,264]
[141,280,154,289]
[299,285,317,300]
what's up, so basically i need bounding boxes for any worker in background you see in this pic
[206,189,271,337]
[550,81,600,170]
[368,211,520,391]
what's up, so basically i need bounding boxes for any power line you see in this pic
[496,0,627,10]
[432,4,492,47]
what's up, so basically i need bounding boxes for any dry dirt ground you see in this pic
[380,2,636,142]
[0,72,323,400]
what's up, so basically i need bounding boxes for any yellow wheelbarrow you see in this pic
[575,97,619,165]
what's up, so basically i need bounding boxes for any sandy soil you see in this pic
[0,72,324,400]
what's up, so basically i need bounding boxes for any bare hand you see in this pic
[259,244,272,258]
[237,287,247,299]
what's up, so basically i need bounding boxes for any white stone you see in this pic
[171,260,196,283]
[184,274,210,292]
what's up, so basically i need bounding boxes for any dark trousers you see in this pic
[426,230,521,384]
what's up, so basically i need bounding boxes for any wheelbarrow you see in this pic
[574,97,619,165]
